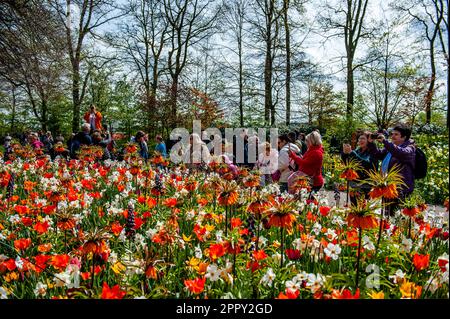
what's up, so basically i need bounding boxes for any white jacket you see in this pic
[278,143,300,183]
[258,148,278,174]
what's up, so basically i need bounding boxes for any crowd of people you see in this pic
[1,106,420,215]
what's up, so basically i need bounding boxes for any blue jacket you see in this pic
[155,142,167,158]
[341,147,378,180]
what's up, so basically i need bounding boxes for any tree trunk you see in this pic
[41,100,48,132]
[425,44,436,124]
[72,64,81,133]
[283,0,291,126]
[264,46,272,125]
[264,41,272,126]
[238,35,244,127]
[10,85,16,133]
[170,76,178,129]
[346,55,354,121]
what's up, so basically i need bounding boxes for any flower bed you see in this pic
[0,150,448,299]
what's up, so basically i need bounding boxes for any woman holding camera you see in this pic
[367,124,416,215]
[288,131,324,193]
[341,131,378,205]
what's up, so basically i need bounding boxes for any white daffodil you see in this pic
[401,237,413,253]
[323,243,341,260]
[260,268,276,287]
[362,235,375,251]
[33,282,48,297]
[205,264,221,282]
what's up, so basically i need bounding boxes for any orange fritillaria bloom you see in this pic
[82,239,108,256]
[412,253,430,272]
[243,175,260,188]
[185,179,198,192]
[265,198,297,229]
[184,277,206,295]
[340,169,359,181]
[218,189,238,206]
[346,214,379,230]
[369,184,398,199]
[402,207,420,217]
[267,213,296,228]
[57,219,76,231]
[101,282,127,299]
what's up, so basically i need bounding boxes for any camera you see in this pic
[370,133,381,139]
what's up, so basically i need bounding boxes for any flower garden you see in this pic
[0,143,448,300]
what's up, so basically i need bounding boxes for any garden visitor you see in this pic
[29,132,44,151]
[246,134,259,168]
[183,133,212,169]
[288,131,325,195]
[3,135,13,161]
[136,131,149,161]
[83,104,103,132]
[341,131,378,205]
[298,133,308,155]
[277,134,301,193]
[92,131,112,160]
[368,123,416,215]
[70,123,93,158]
[257,141,278,186]
[155,135,167,158]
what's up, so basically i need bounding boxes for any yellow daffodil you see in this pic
[182,234,192,242]
[368,291,385,299]
[111,262,126,274]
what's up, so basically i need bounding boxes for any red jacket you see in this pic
[289,145,324,187]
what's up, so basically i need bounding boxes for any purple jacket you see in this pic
[367,139,416,196]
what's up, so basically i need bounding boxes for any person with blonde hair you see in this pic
[288,131,324,193]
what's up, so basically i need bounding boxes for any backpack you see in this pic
[414,147,427,179]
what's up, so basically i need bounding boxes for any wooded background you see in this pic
[0,0,448,140]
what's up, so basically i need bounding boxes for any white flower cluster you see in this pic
[427,253,449,293]
[53,264,80,289]
[205,262,233,284]
[260,268,276,287]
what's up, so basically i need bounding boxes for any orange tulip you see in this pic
[14,238,32,251]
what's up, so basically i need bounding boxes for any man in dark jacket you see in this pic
[70,123,93,158]
[367,123,416,215]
